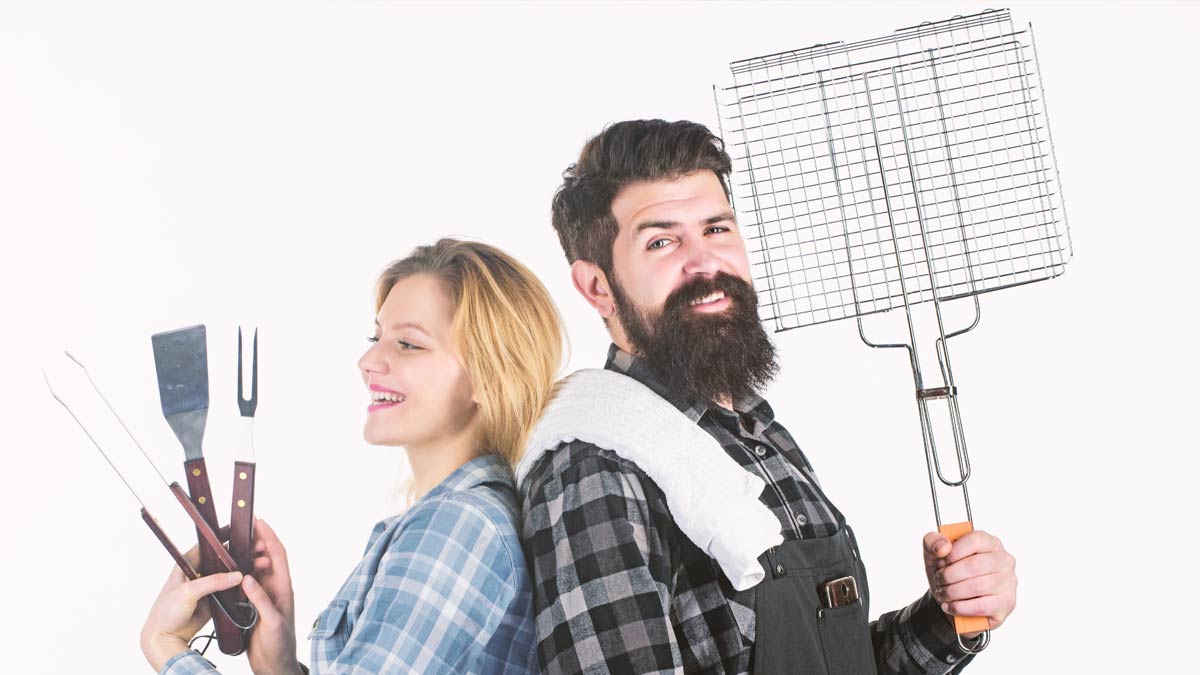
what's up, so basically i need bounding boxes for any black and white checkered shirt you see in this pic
[520,344,972,674]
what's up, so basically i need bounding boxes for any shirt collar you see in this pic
[420,453,514,502]
[602,343,775,429]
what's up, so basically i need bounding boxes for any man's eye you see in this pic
[707,226,730,235]
[648,238,670,250]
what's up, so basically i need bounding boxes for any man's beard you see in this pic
[612,270,779,406]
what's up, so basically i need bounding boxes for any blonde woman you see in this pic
[140,238,561,675]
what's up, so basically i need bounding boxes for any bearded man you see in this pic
[517,120,1017,675]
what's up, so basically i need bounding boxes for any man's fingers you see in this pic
[939,550,1014,585]
[253,556,272,572]
[178,571,244,605]
[935,571,1007,602]
[922,532,952,560]
[944,530,1001,564]
[940,593,1012,625]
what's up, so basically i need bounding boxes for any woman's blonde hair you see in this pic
[375,238,564,468]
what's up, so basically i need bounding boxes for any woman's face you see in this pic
[357,273,477,449]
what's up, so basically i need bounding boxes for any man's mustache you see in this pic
[661,272,756,317]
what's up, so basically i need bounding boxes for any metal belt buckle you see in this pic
[821,576,859,609]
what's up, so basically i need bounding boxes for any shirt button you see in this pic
[754,444,768,457]
[795,513,808,526]
[946,655,958,664]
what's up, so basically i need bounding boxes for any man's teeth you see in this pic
[372,391,405,403]
[690,291,726,306]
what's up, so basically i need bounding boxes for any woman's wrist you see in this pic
[141,634,190,673]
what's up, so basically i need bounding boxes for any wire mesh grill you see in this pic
[716,9,1071,331]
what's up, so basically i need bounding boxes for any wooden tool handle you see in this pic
[141,508,199,581]
[179,460,249,656]
[229,461,256,574]
[938,520,991,636]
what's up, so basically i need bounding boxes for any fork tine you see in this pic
[238,326,258,416]
[251,328,258,408]
[237,327,245,403]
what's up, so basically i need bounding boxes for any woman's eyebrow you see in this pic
[373,318,431,335]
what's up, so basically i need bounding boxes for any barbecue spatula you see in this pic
[152,324,252,655]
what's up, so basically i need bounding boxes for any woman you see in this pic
[139,238,562,675]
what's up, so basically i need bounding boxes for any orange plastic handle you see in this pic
[938,521,990,636]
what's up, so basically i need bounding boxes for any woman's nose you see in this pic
[357,343,388,378]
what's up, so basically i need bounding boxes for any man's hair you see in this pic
[550,119,733,277]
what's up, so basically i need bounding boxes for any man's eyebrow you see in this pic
[634,219,680,235]
[633,211,736,235]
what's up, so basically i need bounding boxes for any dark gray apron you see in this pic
[751,504,877,675]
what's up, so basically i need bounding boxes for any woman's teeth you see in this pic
[690,291,726,306]
[372,392,405,403]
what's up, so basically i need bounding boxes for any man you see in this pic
[520,120,1017,675]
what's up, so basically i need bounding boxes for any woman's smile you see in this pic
[367,383,406,412]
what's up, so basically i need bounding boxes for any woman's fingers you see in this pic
[141,571,242,671]
[249,518,296,622]
[241,575,283,628]
[178,571,244,607]
[254,519,289,568]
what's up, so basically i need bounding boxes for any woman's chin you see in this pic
[362,426,408,447]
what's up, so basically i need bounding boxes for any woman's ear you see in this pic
[570,260,616,319]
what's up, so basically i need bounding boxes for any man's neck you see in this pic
[609,337,735,412]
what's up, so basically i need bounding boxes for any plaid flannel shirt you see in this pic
[163,454,538,675]
[519,344,974,675]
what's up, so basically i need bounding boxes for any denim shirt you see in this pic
[163,454,538,675]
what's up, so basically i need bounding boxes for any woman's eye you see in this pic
[366,336,380,343]
[397,340,422,350]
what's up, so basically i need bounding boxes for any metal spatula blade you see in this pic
[151,324,209,460]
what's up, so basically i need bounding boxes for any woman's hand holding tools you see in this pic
[141,519,303,675]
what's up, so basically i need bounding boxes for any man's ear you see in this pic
[570,260,616,319]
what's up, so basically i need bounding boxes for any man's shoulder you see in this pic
[520,439,662,502]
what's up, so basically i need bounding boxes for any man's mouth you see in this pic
[689,290,730,312]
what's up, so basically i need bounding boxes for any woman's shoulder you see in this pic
[379,481,525,581]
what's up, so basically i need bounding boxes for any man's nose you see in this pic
[680,236,721,278]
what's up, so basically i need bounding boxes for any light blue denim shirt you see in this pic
[163,454,538,675]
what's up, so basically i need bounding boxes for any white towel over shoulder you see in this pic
[516,368,784,591]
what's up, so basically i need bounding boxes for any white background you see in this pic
[2,1,1196,673]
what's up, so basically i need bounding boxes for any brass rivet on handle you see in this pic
[237,499,246,508]
[198,496,206,504]
[239,472,248,480]
[192,468,202,477]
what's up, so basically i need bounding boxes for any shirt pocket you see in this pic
[308,599,350,655]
